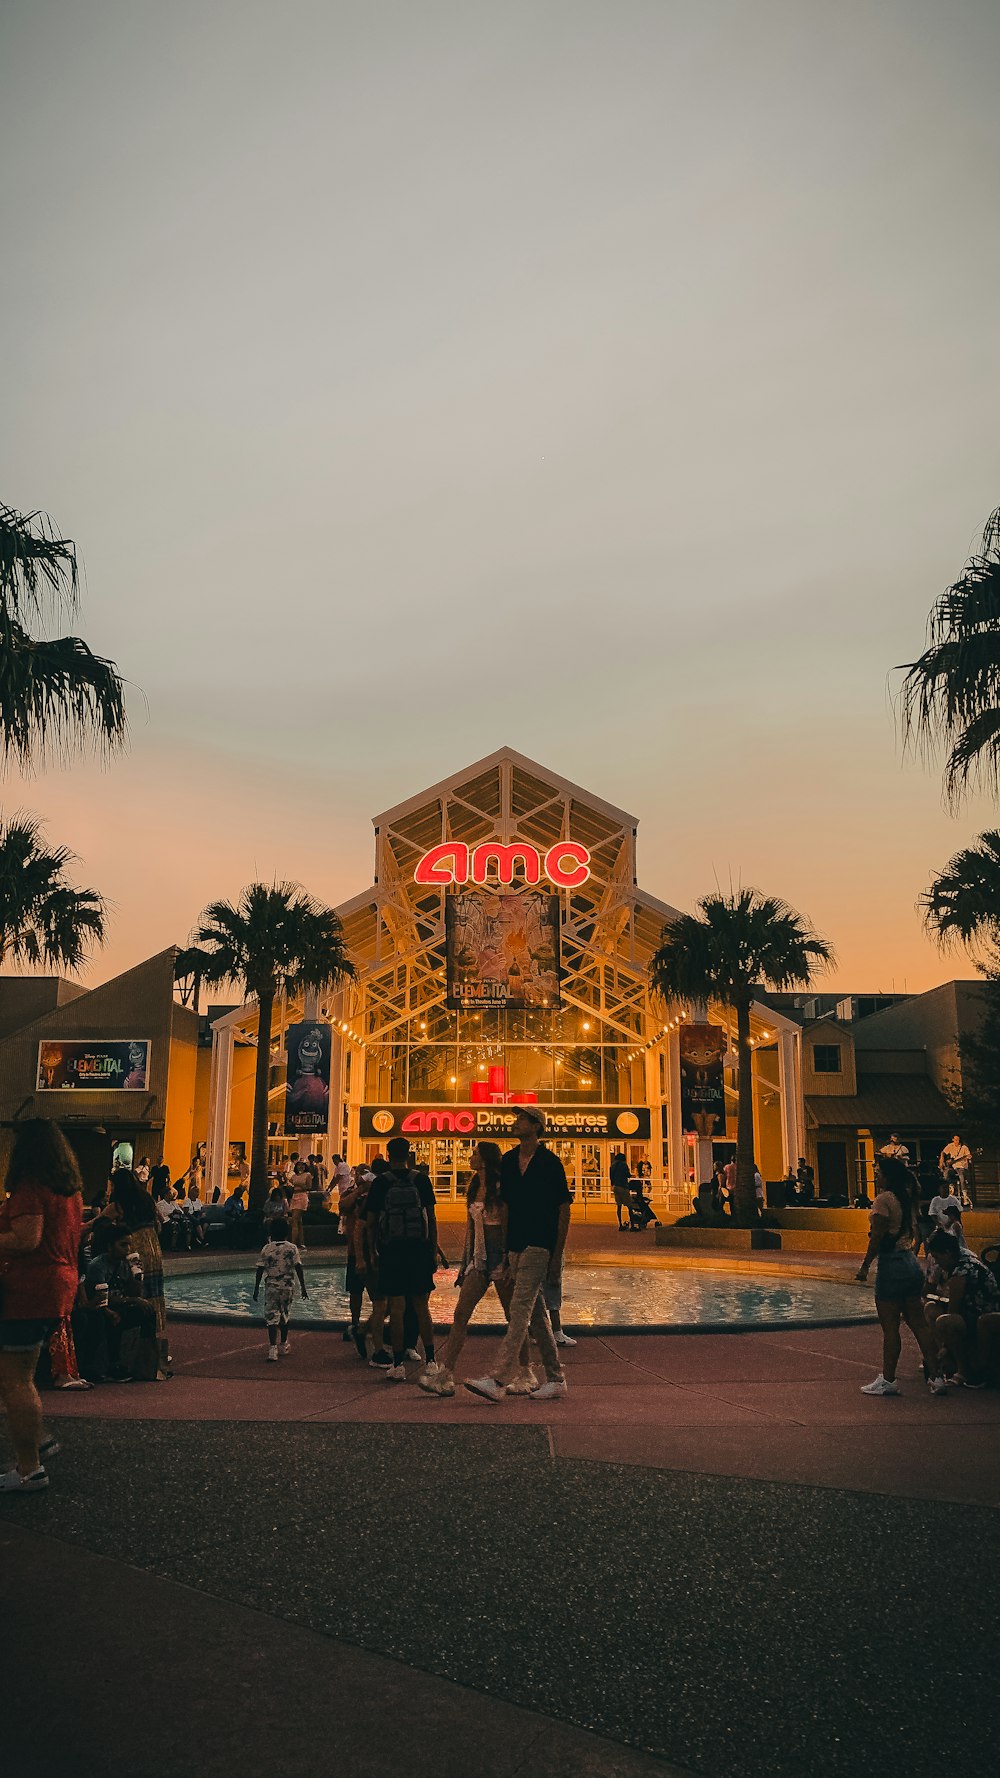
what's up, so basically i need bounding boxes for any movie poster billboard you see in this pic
[446,888,561,1010]
[36,1039,150,1091]
[678,1023,727,1138]
[285,1021,332,1135]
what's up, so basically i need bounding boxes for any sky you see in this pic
[2,0,999,994]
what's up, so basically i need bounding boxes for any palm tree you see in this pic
[650,890,833,1223]
[921,831,1000,967]
[0,811,106,970]
[901,504,1000,806]
[176,883,354,1210]
[0,502,126,765]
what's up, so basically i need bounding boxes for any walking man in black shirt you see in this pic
[465,1107,569,1403]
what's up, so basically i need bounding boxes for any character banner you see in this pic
[678,1023,727,1139]
[446,888,561,1010]
[36,1039,150,1091]
[285,1021,332,1135]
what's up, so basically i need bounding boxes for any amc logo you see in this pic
[414,841,590,889]
[400,1109,476,1134]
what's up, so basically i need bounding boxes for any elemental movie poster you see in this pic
[446,889,561,1010]
[285,1021,332,1135]
[679,1023,727,1138]
[36,1039,150,1091]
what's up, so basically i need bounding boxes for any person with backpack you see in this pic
[365,1136,438,1381]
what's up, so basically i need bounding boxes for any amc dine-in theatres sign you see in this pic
[414,840,591,889]
[360,1104,651,1141]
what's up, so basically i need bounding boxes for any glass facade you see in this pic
[363,1004,647,1106]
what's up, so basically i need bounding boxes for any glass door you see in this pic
[579,1141,603,1202]
[549,1139,578,1196]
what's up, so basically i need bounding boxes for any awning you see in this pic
[806,1072,953,1131]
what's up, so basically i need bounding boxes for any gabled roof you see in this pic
[372,745,640,830]
[806,1072,953,1129]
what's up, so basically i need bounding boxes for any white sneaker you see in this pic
[505,1367,539,1396]
[279,1340,290,1356]
[417,1363,454,1396]
[0,1466,49,1492]
[529,1379,568,1401]
[555,1331,577,1348]
[404,1348,422,1362]
[464,1375,504,1403]
[267,1347,278,1363]
[928,1375,949,1395]
[384,1363,407,1381]
[860,1374,900,1395]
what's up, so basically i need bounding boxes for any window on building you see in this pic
[813,1044,842,1074]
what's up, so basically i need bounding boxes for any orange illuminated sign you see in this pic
[414,840,590,889]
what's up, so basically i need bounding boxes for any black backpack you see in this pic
[378,1170,428,1244]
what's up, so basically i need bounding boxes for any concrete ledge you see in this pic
[656,1227,758,1250]
[655,1226,866,1256]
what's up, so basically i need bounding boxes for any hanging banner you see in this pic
[36,1039,150,1091]
[284,1022,332,1135]
[445,888,561,1010]
[679,1023,727,1138]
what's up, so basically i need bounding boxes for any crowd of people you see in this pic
[3,1111,998,1492]
[856,1151,1000,1395]
[0,1122,179,1492]
[255,1107,574,1403]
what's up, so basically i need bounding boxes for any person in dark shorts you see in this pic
[855,1155,946,1397]
[365,1138,437,1381]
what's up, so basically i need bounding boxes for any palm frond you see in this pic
[0,808,107,972]
[900,506,1000,804]
[651,888,833,1009]
[0,504,78,619]
[920,830,1000,966]
[0,620,127,765]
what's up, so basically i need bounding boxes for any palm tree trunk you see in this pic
[249,988,275,1213]
[734,997,757,1226]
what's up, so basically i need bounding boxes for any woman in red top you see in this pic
[0,1120,84,1492]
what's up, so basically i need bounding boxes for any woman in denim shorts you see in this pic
[855,1155,946,1398]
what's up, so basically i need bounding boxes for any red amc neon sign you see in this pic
[414,840,591,889]
[400,1109,477,1134]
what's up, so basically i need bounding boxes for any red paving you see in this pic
[45,1315,1000,1509]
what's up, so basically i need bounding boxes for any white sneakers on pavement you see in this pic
[266,1347,278,1363]
[555,1331,577,1348]
[505,1367,538,1395]
[279,1340,291,1357]
[464,1376,504,1403]
[1,1466,49,1492]
[417,1363,454,1396]
[527,1380,568,1401]
[860,1374,900,1395]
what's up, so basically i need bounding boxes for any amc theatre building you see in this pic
[205,748,803,1209]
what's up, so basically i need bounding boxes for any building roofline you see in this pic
[371,745,641,830]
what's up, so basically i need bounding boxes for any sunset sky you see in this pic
[2,0,999,994]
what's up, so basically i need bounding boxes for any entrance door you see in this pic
[817,1141,850,1203]
[64,1128,114,1203]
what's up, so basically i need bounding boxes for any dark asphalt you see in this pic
[3,1418,998,1778]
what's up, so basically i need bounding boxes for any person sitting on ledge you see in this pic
[84,1224,158,1380]
[924,1231,1000,1387]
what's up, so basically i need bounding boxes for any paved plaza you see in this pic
[3,1245,999,1778]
